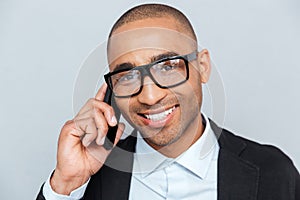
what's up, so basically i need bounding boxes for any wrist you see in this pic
[50,170,90,195]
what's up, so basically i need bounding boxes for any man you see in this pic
[37,3,299,200]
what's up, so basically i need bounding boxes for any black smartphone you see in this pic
[102,87,120,150]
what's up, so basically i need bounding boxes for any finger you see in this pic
[95,83,108,101]
[73,118,98,147]
[75,98,95,117]
[75,101,117,127]
[75,107,93,120]
[114,123,125,146]
[94,101,117,127]
[63,120,84,138]
[75,106,116,146]
[76,99,117,127]
[94,109,109,145]
[75,84,108,117]
[59,120,85,144]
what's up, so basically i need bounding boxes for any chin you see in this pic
[144,128,183,147]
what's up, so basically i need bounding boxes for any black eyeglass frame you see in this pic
[104,51,198,98]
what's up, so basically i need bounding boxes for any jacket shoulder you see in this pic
[234,131,293,168]
[219,127,299,181]
[209,117,295,170]
[224,128,293,164]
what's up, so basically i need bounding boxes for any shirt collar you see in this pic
[133,113,219,179]
[132,132,172,177]
[176,114,219,179]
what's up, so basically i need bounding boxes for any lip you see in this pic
[139,105,177,115]
[138,105,178,128]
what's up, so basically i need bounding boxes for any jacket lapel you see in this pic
[100,121,260,200]
[210,120,259,200]
[100,134,137,200]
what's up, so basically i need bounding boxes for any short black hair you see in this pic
[108,3,197,41]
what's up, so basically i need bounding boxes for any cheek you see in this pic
[115,99,130,119]
[115,98,139,125]
[188,68,203,101]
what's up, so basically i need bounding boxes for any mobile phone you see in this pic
[102,87,120,150]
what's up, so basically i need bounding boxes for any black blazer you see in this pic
[37,120,300,200]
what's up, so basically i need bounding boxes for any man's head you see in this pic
[106,4,211,156]
[108,4,197,42]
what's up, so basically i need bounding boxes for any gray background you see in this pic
[0,0,299,199]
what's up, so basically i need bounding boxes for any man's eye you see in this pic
[119,71,139,82]
[121,74,134,81]
[159,65,174,71]
[156,59,180,72]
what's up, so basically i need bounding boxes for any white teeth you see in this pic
[144,106,175,122]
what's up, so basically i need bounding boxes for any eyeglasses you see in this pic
[104,51,197,98]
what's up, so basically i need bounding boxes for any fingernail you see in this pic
[111,116,117,125]
[99,137,105,145]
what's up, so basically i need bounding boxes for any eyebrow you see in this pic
[112,62,136,72]
[112,51,179,72]
[150,51,179,62]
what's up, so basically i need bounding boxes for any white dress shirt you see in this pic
[43,114,219,200]
[129,114,219,199]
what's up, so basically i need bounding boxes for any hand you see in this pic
[50,84,125,195]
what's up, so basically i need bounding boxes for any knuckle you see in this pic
[108,106,114,114]
[102,125,108,134]
[60,120,75,135]
[63,120,75,129]
[103,105,113,116]
[88,98,95,103]
[92,99,104,109]
[94,101,111,115]
[88,98,96,107]
[94,109,105,122]
[97,120,108,133]
[94,107,101,115]
[64,120,74,125]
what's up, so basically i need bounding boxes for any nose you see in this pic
[137,76,167,105]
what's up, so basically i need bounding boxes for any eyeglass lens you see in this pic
[111,57,187,97]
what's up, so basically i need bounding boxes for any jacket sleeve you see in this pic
[295,167,300,200]
[36,184,46,200]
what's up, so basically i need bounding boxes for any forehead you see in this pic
[107,19,197,69]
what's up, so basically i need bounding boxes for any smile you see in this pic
[138,105,178,128]
[143,106,176,122]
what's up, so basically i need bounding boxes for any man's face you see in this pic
[107,17,210,150]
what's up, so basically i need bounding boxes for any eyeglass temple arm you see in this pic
[186,51,198,61]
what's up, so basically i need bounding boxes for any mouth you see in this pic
[138,105,179,128]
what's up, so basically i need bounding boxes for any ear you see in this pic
[197,49,211,83]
